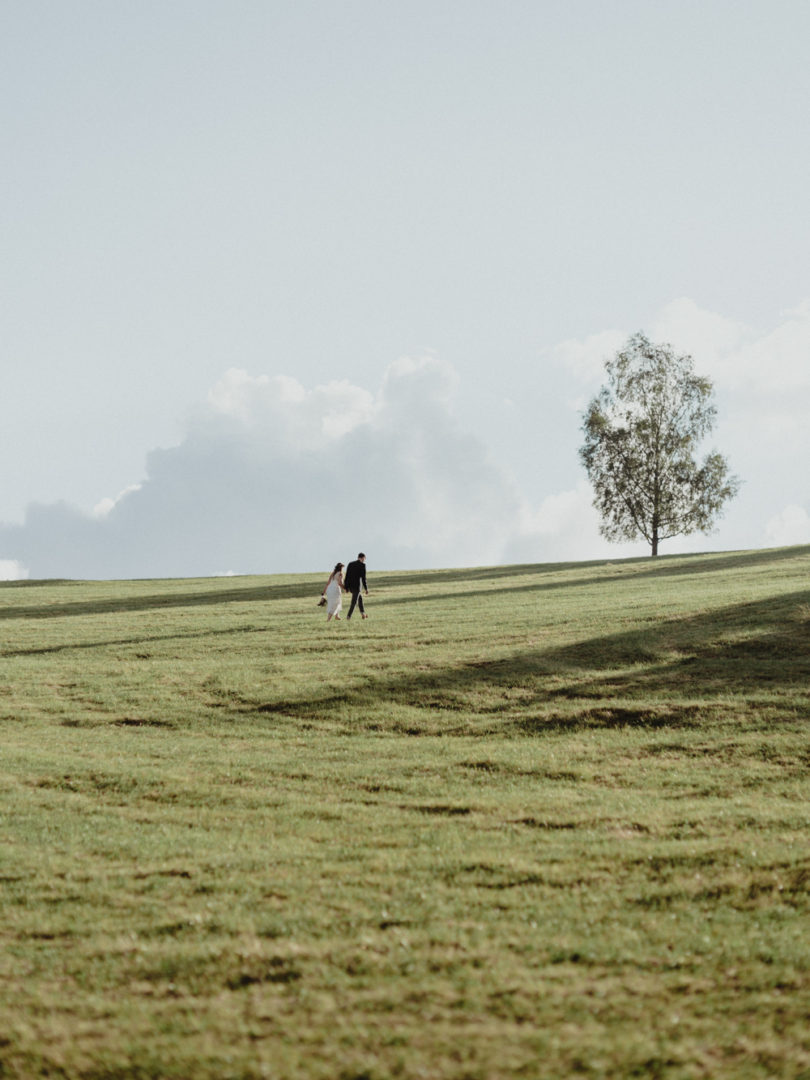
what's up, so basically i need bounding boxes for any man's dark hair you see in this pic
[358,552,365,559]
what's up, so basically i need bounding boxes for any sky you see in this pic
[2,0,809,580]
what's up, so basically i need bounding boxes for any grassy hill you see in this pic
[1,546,809,1078]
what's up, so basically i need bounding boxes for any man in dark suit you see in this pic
[343,552,369,620]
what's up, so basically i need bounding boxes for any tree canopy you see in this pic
[580,332,739,556]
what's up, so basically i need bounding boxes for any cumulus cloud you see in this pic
[765,505,810,548]
[0,559,29,581]
[504,481,645,564]
[651,297,750,372]
[544,329,627,386]
[652,297,810,393]
[93,483,143,519]
[557,297,810,397]
[206,369,378,446]
[555,297,810,553]
[3,299,808,581]
[0,356,530,579]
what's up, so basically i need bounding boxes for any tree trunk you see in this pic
[651,477,660,556]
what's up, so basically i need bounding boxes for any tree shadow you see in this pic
[1,545,806,621]
[371,559,614,590]
[0,580,317,621]
[615,544,809,581]
[251,586,810,729]
[379,547,810,608]
[375,546,809,593]
[0,561,638,651]
[0,579,73,589]
[0,622,268,658]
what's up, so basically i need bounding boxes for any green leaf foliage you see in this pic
[580,332,740,555]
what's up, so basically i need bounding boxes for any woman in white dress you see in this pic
[323,562,345,622]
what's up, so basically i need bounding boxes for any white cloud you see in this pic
[93,483,143,519]
[0,356,527,578]
[384,353,459,403]
[547,329,627,385]
[4,300,808,581]
[519,481,597,538]
[558,297,810,398]
[652,297,810,393]
[0,559,29,581]
[205,369,377,449]
[765,505,810,547]
[549,297,810,556]
[651,299,810,549]
[731,305,810,393]
[207,369,273,421]
[651,297,749,370]
[505,481,645,563]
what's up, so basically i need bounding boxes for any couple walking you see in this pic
[323,553,368,622]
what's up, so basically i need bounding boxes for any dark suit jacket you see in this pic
[343,559,367,592]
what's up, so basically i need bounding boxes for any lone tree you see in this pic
[580,332,739,556]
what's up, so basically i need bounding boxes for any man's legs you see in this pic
[345,587,365,622]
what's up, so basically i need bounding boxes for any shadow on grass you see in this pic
[0,622,268,658]
[0,580,316,621]
[380,546,810,606]
[0,546,806,622]
[0,560,598,618]
[251,586,810,731]
[377,546,808,593]
[0,565,541,619]
[0,578,74,589]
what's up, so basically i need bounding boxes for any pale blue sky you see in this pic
[2,1,809,576]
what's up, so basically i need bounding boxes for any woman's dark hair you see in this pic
[333,562,344,573]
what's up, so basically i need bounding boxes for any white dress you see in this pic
[325,574,343,616]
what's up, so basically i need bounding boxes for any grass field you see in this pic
[1,546,809,1079]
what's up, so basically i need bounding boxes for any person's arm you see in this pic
[362,566,369,593]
